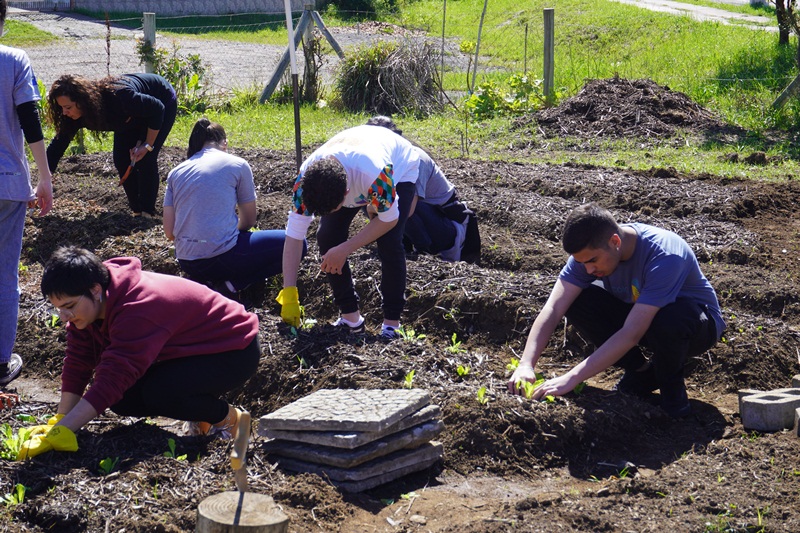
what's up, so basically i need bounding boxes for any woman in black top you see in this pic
[47,73,177,218]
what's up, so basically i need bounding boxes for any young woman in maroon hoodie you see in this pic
[17,246,259,460]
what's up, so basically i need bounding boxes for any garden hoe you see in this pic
[118,141,141,186]
[195,410,290,532]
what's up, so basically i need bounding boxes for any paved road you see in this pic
[609,0,776,31]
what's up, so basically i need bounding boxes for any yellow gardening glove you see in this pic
[24,414,65,439]
[276,287,302,327]
[17,425,78,461]
[17,435,52,460]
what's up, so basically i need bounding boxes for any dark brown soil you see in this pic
[2,78,800,532]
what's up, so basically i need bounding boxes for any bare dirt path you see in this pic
[610,0,776,30]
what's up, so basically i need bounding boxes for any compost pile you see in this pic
[530,77,733,139]
[1,78,800,532]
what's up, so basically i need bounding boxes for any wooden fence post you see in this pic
[143,12,156,74]
[543,8,554,107]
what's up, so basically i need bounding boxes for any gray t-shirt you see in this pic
[164,147,256,260]
[0,45,39,202]
[560,223,725,337]
[415,148,454,205]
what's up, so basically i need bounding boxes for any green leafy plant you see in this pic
[47,314,60,328]
[135,39,209,113]
[403,369,416,389]
[163,438,187,461]
[464,74,547,120]
[99,456,120,475]
[506,357,520,372]
[15,414,37,424]
[0,424,32,461]
[0,484,26,507]
[456,364,471,377]
[446,333,467,354]
[398,326,426,342]
[476,386,489,405]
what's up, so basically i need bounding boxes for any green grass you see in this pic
[36,0,800,179]
[1,19,59,47]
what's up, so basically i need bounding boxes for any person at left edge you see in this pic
[17,246,259,460]
[46,73,177,218]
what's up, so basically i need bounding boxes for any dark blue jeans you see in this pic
[179,229,300,291]
[404,201,456,255]
[111,337,260,425]
[317,181,415,321]
[565,284,719,386]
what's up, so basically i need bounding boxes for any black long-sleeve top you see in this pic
[47,73,176,172]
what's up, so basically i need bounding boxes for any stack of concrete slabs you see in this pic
[258,389,444,492]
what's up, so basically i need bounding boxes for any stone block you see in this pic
[740,388,800,432]
[793,375,800,388]
[263,419,444,468]
[259,388,431,432]
[258,404,441,448]
[272,441,443,491]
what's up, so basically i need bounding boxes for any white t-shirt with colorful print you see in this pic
[286,125,419,240]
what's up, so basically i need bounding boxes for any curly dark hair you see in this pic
[366,115,403,136]
[47,74,120,132]
[300,158,348,215]
[561,203,621,254]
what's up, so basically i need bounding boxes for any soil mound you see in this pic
[531,77,729,138]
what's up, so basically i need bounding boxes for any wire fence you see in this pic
[7,6,795,104]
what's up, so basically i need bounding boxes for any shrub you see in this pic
[334,40,442,117]
[136,39,210,114]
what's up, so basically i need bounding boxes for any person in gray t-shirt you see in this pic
[0,0,53,388]
[507,203,725,418]
[163,118,303,301]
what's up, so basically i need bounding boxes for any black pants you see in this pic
[113,97,178,215]
[565,285,718,387]
[316,181,415,321]
[110,337,260,424]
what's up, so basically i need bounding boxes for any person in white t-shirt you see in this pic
[276,125,419,339]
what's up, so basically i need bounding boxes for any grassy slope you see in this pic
[25,1,800,179]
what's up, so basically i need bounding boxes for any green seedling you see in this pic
[446,333,467,354]
[99,456,120,475]
[506,357,519,372]
[163,438,187,461]
[296,355,308,369]
[403,369,416,389]
[1,484,26,507]
[48,314,60,328]
[476,386,489,405]
[15,414,37,424]
[401,491,418,500]
[398,326,426,342]
[1,424,32,461]
[573,382,587,395]
[456,364,471,377]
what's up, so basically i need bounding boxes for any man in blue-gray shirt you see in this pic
[507,203,725,417]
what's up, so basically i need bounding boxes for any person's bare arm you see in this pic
[55,392,98,432]
[237,201,257,231]
[28,139,53,216]
[282,236,306,288]
[320,217,397,275]
[508,279,582,394]
[162,205,176,241]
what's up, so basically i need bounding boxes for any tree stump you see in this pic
[196,491,289,533]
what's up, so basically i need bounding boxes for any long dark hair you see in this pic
[47,74,121,132]
[187,118,227,158]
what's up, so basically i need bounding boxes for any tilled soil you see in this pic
[2,79,800,532]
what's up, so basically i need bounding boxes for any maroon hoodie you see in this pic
[61,257,259,413]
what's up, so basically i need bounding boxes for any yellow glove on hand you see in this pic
[276,287,302,327]
[24,414,66,439]
[17,425,78,461]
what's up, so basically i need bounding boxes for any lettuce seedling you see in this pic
[1,484,26,507]
[99,456,120,475]
[476,386,489,405]
[403,369,416,389]
[163,438,187,461]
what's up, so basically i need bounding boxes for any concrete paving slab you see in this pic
[263,419,445,468]
[272,441,443,482]
[334,456,442,493]
[740,388,800,432]
[793,375,800,388]
[259,388,431,432]
[795,408,800,437]
[258,404,441,448]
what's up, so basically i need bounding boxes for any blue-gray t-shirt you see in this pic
[560,223,725,338]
